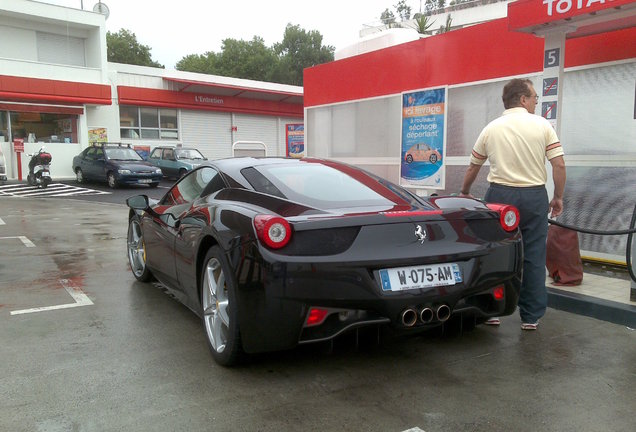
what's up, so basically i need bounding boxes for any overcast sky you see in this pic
[40,0,424,68]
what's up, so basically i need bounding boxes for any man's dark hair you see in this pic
[502,78,533,109]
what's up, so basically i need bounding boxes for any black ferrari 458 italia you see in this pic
[126,157,522,366]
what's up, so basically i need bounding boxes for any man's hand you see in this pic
[461,163,482,200]
[549,197,563,217]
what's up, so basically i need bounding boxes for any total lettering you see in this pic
[543,0,615,16]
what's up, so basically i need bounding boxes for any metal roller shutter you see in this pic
[233,114,278,156]
[180,110,233,160]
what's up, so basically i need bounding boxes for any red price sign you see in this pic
[13,138,24,153]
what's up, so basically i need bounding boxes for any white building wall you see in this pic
[0,0,107,78]
[0,22,37,60]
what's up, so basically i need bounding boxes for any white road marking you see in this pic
[10,279,94,315]
[0,235,36,247]
[402,428,426,432]
[0,183,110,197]
[0,217,5,225]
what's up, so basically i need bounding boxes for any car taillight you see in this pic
[492,285,505,301]
[254,215,292,249]
[486,203,520,232]
[305,308,330,327]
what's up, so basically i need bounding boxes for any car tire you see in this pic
[201,246,243,366]
[107,172,118,189]
[429,154,438,163]
[406,154,413,164]
[127,215,154,282]
[75,168,84,184]
[178,168,188,178]
[149,182,159,188]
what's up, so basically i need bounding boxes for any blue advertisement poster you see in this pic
[286,124,305,158]
[400,87,447,189]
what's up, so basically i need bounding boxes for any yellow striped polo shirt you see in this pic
[470,107,564,187]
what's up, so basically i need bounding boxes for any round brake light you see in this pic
[486,203,520,232]
[254,215,292,249]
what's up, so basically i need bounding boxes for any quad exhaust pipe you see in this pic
[400,308,418,327]
[400,304,451,327]
[419,307,434,323]
[435,304,451,322]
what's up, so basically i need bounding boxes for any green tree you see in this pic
[381,8,396,25]
[176,38,278,81]
[106,29,163,68]
[424,0,438,14]
[395,0,412,20]
[272,24,334,86]
[216,37,280,81]
[176,25,333,86]
[175,52,218,74]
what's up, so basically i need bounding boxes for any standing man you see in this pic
[460,78,566,331]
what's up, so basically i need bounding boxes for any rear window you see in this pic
[241,164,418,209]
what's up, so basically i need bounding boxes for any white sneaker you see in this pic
[485,317,500,326]
[521,322,538,331]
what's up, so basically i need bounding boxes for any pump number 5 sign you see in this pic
[544,48,560,68]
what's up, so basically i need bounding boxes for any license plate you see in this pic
[379,263,462,292]
[41,172,50,177]
[138,179,152,183]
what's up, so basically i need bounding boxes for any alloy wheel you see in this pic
[202,257,230,353]
[127,219,146,278]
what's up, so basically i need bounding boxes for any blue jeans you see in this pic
[485,184,549,324]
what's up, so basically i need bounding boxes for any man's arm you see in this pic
[549,155,566,217]
[460,163,482,197]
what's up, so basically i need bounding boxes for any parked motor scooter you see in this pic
[0,146,7,185]
[26,146,52,188]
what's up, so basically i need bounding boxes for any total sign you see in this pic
[543,0,620,17]
[508,0,635,31]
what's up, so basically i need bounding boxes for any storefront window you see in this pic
[8,111,78,143]
[120,106,178,140]
[140,108,159,128]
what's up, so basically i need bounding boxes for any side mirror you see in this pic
[126,195,150,210]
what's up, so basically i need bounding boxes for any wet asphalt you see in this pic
[0,197,635,432]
